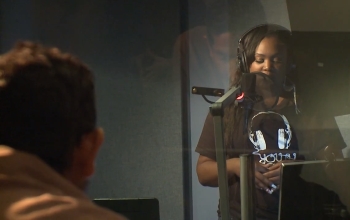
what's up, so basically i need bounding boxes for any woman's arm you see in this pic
[196,155,239,187]
[197,154,275,190]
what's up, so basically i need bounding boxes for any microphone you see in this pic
[240,72,260,132]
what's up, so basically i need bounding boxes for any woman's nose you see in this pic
[263,60,273,71]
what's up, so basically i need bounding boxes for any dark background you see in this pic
[0,0,192,219]
[292,32,350,117]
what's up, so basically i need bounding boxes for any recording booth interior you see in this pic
[191,32,350,220]
[93,198,160,220]
[284,0,350,120]
[290,23,350,160]
[192,32,350,220]
[290,31,350,118]
[281,3,350,218]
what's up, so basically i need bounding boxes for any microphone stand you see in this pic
[210,86,256,220]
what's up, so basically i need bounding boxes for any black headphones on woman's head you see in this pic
[236,24,295,75]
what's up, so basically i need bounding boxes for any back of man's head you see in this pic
[204,0,266,45]
[0,41,97,175]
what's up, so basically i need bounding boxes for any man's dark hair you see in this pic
[204,0,231,44]
[0,41,96,173]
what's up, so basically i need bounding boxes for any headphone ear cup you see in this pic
[241,51,248,73]
[278,129,286,149]
[237,45,243,72]
[237,55,243,72]
[237,42,249,73]
[256,130,266,150]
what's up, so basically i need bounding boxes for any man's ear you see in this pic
[76,127,104,178]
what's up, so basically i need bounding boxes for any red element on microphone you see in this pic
[237,92,244,101]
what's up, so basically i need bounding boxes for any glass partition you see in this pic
[0,0,349,220]
[279,160,350,219]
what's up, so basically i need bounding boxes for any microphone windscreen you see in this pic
[241,72,256,98]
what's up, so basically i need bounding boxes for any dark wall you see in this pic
[0,1,188,219]
[292,32,350,117]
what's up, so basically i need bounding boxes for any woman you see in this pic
[195,24,345,219]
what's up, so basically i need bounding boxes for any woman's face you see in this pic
[249,36,288,86]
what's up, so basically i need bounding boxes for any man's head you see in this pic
[204,0,234,77]
[0,41,104,189]
[204,0,266,78]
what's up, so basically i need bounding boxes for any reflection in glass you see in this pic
[279,160,350,220]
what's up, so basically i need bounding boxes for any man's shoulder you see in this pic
[0,146,127,220]
[182,25,207,35]
[5,193,127,220]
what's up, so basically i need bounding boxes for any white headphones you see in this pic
[248,111,292,152]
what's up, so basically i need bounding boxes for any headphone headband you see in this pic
[239,24,291,43]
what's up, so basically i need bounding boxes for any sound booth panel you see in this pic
[292,32,350,118]
[0,1,185,220]
[292,31,350,158]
